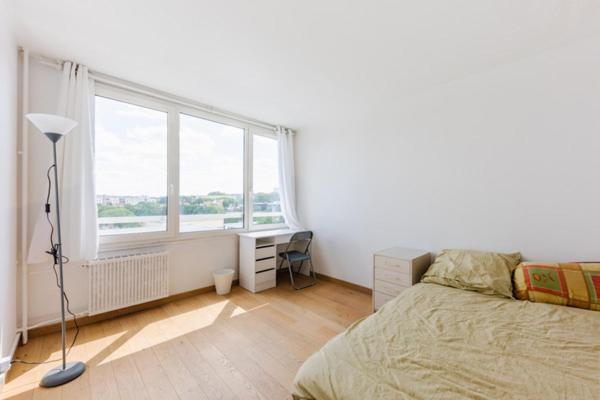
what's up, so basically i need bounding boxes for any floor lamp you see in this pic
[26,113,86,387]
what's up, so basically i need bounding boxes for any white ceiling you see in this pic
[11,0,600,129]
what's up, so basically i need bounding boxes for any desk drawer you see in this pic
[255,268,276,292]
[255,245,275,260]
[374,279,407,297]
[374,255,410,271]
[276,234,293,244]
[256,257,275,272]
[375,266,411,286]
[256,268,275,284]
[255,279,276,292]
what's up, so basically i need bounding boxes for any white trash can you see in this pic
[214,268,234,295]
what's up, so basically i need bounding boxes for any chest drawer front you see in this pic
[373,291,394,311]
[255,245,275,260]
[374,255,410,271]
[255,257,276,272]
[375,266,412,286]
[374,279,408,297]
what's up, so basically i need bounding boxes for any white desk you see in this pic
[238,229,299,292]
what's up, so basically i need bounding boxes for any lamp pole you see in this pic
[26,114,86,388]
[51,140,67,370]
[38,132,86,387]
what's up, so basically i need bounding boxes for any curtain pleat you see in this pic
[276,126,303,230]
[27,61,97,263]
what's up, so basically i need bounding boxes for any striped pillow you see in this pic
[513,262,600,311]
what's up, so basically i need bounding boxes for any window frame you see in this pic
[94,83,286,249]
[176,106,248,237]
[249,128,286,231]
[94,84,176,245]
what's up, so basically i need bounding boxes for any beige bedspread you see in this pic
[292,283,600,400]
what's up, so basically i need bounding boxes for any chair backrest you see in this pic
[290,231,313,242]
[286,230,313,254]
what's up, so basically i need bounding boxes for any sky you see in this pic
[95,95,279,197]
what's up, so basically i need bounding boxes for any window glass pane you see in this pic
[179,114,244,232]
[252,135,284,226]
[95,96,168,235]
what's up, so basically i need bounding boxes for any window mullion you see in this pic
[245,129,253,230]
[168,107,180,237]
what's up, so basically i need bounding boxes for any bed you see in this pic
[292,283,600,400]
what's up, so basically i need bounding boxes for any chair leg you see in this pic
[296,260,305,275]
[307,259,317,284]
[285,257,298,289]
[288,259,317,290]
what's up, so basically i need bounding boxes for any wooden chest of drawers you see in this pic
[373,247,431,311]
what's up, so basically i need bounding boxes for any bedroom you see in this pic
[0,1,599,399]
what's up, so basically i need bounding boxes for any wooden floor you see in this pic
[2,278,371,400]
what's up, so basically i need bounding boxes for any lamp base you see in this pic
[40,361,86,388]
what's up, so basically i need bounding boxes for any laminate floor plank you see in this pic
[2,280,371,400]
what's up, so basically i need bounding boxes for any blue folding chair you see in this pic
[278,231,317,290]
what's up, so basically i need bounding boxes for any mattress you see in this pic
[292,283,600,400]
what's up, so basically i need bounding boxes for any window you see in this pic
[179,114,245,232]
[95,95,168,236]
[252,134,284,227]
[94,84,286,244]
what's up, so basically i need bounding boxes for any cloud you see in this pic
[180,126,216,159]
[95,124,168,196]
[95,97,276,197]
[116,105,167,120]
[222,124,244,138]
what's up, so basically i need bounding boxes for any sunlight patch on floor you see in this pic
[232,302,270,317]
[165,299,229,333]
[229,305,249,317]
[97,331,131,364]
[94,299,232,365]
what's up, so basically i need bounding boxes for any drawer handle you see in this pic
[256,268,275,274]
[256,256,275,262]
[256,244,274,249]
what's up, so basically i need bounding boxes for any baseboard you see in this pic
[27,280,238,339]
[0,332,22,392]
[316,273,372,295]
[26,275,365,338]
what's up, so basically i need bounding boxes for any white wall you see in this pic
[23,61,240,326]
[21,22,600,322]
[0,0,19,359]
[26,235,238,326]
[296,34,600,288]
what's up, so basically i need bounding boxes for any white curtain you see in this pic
[276,126,303,230]
[28,61,97,263]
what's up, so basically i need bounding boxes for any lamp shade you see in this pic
[26,113,77,136]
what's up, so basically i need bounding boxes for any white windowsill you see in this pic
[98,224,287,254]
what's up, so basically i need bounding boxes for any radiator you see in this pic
[85,251,169,315]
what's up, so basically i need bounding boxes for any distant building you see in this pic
[97,195,122,205]
[254,201,281,212]
[123,196,147,205]
[97,195,161,206]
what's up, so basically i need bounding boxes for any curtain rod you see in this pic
[24,50,279,131]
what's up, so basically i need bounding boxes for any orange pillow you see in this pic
[513,262,600,311]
